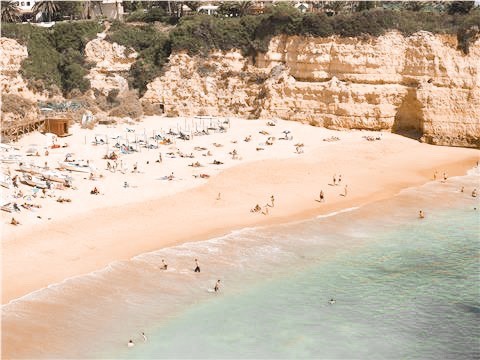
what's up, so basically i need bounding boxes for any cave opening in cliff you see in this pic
[393,88,424,140]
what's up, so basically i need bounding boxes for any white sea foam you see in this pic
[316,206,361,219]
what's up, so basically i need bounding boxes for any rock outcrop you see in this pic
[0,37,49,103]
[85,37,137,96]
[143,31,480,148]
[0,37,44,129]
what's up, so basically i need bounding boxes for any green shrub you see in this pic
[125,7,177,24]
[2,21,102,95]
[457,10,480,54]
[108,22,171,95]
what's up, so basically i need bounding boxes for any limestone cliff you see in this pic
[85,36,137,96]
[0,37,49,103]
[142,31,480,148]
[0,37,42,126]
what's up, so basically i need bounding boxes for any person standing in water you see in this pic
[128,340,135,348]
[161,259,167,270]
[141,332,147,342]
[419,210,425,219]
[194,259,201,273]
[214,280,221,292]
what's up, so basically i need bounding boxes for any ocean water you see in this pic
[2,169,479,359]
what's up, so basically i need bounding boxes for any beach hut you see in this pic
[44,118,70,137]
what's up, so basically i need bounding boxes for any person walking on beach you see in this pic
[270,195,275,207]
[433,170,438,180]
[419,210,425,219]
[461,186,464,193]
[217,192,221,200]
[338,174,342,185]
[159,153,163,163]
[443,172,448,181]
[333,175,337,186]
[319,190,325,202]
[194,259,201,273]
[214,280,221,292]
[472,189,477,198]
[344,185,348,197]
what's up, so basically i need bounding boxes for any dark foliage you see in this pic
[2,21,102,95]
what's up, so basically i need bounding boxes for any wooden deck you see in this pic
[1,119,46,142]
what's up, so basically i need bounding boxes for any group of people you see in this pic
[126,258,221,348]
[251,195,275,215]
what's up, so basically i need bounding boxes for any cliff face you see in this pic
[84,37,137,96]
[0,38,42,126]
[143,31,480,148]
[0,37,49,103]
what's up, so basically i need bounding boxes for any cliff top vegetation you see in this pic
[2,2,479,96]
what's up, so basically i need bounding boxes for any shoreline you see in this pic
[3,163,478,359]
[2,118,478,304]
[2,154,477,305]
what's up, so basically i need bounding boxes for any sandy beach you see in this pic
[2,116,478,304]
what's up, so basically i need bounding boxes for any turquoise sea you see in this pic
[2,168,479,359]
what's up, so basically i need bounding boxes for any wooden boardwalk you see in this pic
[1,118,46,142]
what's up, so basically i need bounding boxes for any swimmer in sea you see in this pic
[329,299,336,305]
[214,279,221,292]
[128,340,135,348]
[194,259,201,273]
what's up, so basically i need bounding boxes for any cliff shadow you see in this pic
[392,88,424,140]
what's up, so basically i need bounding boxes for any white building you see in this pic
[197,5,219,16]
[12,0,35,14]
